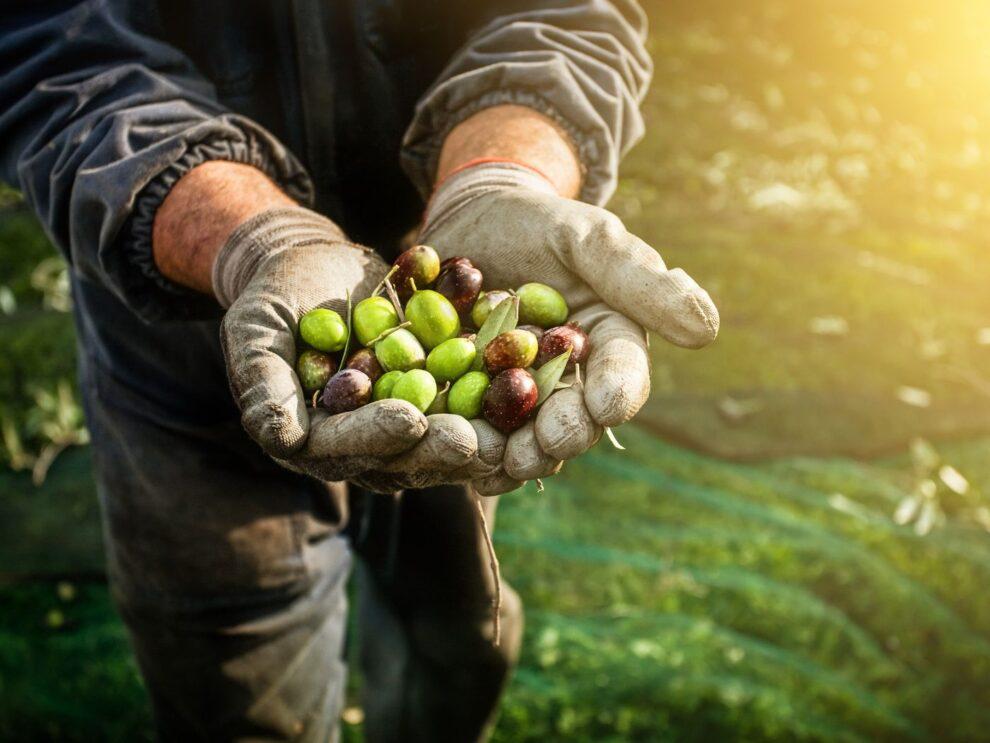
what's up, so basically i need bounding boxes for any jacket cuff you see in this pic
[122,115,314,323]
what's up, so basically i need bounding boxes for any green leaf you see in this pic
[472,296,519,370]
[533,349,572,405]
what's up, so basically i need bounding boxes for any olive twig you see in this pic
[475,495,502,647]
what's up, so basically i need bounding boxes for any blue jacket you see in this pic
[0,0,651,321]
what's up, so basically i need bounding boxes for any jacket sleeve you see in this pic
[0,1,314,322]
[401,0,652,207]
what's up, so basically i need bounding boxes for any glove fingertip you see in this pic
[242,399,309,459]
[473,469,525,497]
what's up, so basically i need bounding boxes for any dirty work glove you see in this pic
[420,162,719,495]
[216,207,491,490]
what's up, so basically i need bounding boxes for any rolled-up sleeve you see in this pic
[401,0,652,206]
[0,1,313,322]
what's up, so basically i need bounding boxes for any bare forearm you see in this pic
[152,161,296,294]
[436,105,581,198]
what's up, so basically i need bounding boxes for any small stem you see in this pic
[475,496,502,647]
[373,265,399,297]
[604,426,625,450]
[366,320,412,347]
[383,275,406,322]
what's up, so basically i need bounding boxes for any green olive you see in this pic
[373,370,405,401]
[447,371,491,419]
[299,308,347,352]
[296,350,337,393]
[353,296,399,346]
[470,290,513,329]
[516,283,568,328]
[426,337,476,384]
[389,369,437,413]
[406,290,461,350]
[374,328,426,371]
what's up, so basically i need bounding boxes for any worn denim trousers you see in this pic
[72,268,522,741]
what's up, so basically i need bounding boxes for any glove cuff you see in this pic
[421,160,558,239]
[212,207,347,308]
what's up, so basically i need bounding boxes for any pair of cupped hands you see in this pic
[220,170,719,495]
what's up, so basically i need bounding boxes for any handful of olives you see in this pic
[294,244,590,435]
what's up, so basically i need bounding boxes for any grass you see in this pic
[2,431,989,741]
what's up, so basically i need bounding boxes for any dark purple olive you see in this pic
[345,347,383,383]
[321,369,372,414]
[536,322,590,370]
[484,329,538,375]
[296,350,337,394]
[392,244,440,300]
[440,256,474,272]
[517,324,545,344]
[483,368,538,434]
[435,262,483,319]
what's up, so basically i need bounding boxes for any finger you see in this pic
[377,414,479,489]
[473,469,525,496]
[535,385,603,460]
[221,298,309,458]
[277,400,427,481]
[451,419,507,480]
[561,206,719,348]
[570,306,651,427]
[503,422,563,481]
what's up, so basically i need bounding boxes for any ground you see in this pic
[1,0,989,740]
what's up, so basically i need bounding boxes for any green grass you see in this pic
[2,431,989,741]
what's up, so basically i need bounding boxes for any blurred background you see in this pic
[2,0,990,739]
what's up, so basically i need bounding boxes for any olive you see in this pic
[389,369,437,413]
[406,290,461,349]
[374,328,426,371]
[321,369,372,414]
[516,282,568,328]
[518,324,545,343]
[536,322,590,370]
[392,244,440,300]
[483,329,539,375]
[440,256,474,272]
[482,368,538,433]
[435,262,483,319]
[448,371,490,419]
[426,337,476,384]
[345,347,384,383]
[373,370,405,401]
[296,349,337,393]
[299,308,347,352]
[470,290,513,329]
[353,296,399,346]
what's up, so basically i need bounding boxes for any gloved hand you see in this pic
[216,206,499,490]
[420,162,719,494]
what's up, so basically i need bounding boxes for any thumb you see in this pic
[558,205,720,348]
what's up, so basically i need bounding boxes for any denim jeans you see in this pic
[72,268,522,741]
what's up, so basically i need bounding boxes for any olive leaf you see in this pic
[340,290,354,360]
[533,348,572,405]
[472,296,519,370]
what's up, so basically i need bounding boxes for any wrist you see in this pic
[212,206,349,308]
[422,160,559,239]
[152,161,297,295]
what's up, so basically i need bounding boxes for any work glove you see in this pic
[215,207,500,490]
[420,162,720,495]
